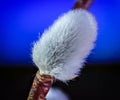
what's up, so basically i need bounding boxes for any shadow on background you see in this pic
[0,63,120,100]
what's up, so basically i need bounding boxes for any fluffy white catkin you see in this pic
[46,88,69,100]
[32,9,97,82]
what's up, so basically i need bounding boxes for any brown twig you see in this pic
[27,71,54,100]
[73,0,94,10]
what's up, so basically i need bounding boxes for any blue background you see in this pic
[0,0,120,66]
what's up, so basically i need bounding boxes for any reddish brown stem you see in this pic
[27,71,54,100]
[73,0,94,10]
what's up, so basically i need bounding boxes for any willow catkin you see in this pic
[32,9,97,82]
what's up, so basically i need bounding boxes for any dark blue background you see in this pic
[0,0,120,66]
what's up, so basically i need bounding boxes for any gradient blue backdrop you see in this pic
[0,0,120,66]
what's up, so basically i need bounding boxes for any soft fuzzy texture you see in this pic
[46,88,69,100]
[32,9,97,82]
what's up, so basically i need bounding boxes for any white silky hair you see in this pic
[32,9,97,82]
[46,88,69,100]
